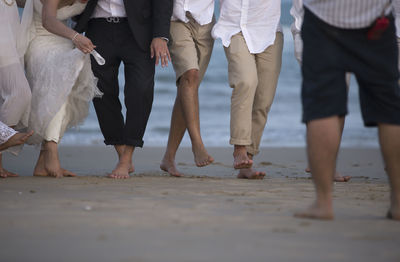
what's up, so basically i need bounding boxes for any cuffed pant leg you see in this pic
[224,33,258,146]
[44,102,68,143]
[247,32,283,156]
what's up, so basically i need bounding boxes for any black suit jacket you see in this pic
[74,0,173,52]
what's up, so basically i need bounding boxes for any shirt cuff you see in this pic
[155,37,169,43]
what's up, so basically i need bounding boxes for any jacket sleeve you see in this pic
[151,0,173,39]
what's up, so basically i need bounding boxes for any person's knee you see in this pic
[179,69,200,88]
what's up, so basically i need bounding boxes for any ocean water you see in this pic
[61,2,379,148]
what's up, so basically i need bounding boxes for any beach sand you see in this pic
[1,146,399,262]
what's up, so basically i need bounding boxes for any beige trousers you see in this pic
[224,32,283,156]
[44,102,69,143]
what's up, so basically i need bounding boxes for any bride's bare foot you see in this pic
[305,167,351,182]
[108,160,131,179]
[192,144,214,167]
[294,202,334,220]
[0,130,34,151]
[33,142,76,178]
[160,157,183,177]
[233,145,253,169]
[237,168,266,179]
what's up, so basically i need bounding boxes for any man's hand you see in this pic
[150,37,171,68]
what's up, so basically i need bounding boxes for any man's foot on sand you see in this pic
[193,146,214,167]
[237,168,266,179]
[305,167,351,182]
[33,167,77,178]
[387,206,400,221]
[160,158,183,177]
[0,168,18,178]
[233,151,253,169]
[108,161,131,179]
[294,202,334,220]
[0,131,34,151]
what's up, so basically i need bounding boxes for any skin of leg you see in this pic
[114,145,134,173]
[109,145,135,179]
[294,116,343,220]
[224,33,258,169]
[0,153,18,178]
[378,123,400,220]
[178,69,214,167]
[160,96,187,177]
[161,20,215,175]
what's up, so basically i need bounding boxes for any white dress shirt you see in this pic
[394,0,400,37]
[212,0,282,54]
[171,0,214,26]
[92,0,127,18]
[303,0,392,29]
[291,0,400,63]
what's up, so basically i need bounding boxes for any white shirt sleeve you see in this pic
[290,0,304,64]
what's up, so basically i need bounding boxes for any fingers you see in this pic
[21,131,34,142]
[155,51,160,66]
[150,45,155,59]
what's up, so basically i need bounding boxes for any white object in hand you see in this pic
[90,50,106,65]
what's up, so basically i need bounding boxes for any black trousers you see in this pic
[86,19,155,147]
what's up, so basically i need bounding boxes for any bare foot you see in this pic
[305,167,351,182]
[294,202,334,220]
[334,173,351,182]
[0,168,18,178]
[237,168,266,179]
[233,146,253,169]
[0,130,34,151]
[192,145,214,167]
[387,209,400,221]
[160,158,183,177]
[33,145,76,178]
[108,161,131,179]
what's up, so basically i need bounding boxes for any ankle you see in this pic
[233,145,247,156]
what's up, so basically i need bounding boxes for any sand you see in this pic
[1,146,399,262]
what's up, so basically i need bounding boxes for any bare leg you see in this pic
[160,97,186,177]
[294,116,343,220]
[304,117,350,182]
[378,123,400,221]
[109,145,134,179]
[33,141,77,178]
[233,145,253,169]
[114,145,134,173]
[0,153,18,178]
[237,153,265,179]
[178,70,213,167]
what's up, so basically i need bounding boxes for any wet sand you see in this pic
[1,146,399,262]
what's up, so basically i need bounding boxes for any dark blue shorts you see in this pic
[301,8,400,126]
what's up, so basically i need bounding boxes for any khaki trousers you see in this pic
[224,32,283,155]
[169,14,215,82]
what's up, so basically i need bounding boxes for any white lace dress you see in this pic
[25,0,99,145]
[0,1,31,130]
